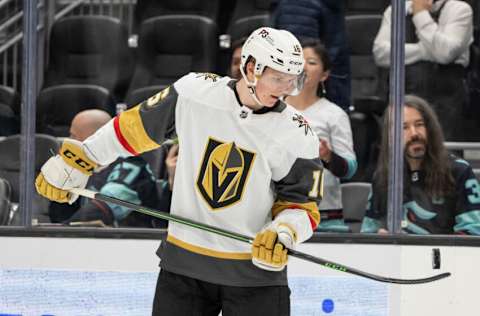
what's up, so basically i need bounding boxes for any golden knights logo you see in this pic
[195,72,220,82]
[197,138,255,210]
[292,113,314,136]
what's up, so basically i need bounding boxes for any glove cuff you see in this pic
[272,208,314,244]
[252,257,286,272]
[60,139,98,175]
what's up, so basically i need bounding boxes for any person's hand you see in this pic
[251,223,296,271]
[35,139,97,204]
[252,229,288,271]
[165,144,178,190]
[412,0,433,15]
[377,228,389,234]
[319,139,332,163]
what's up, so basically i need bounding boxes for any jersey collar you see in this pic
[227,79,286,114]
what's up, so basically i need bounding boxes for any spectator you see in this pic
[373,0,474,141]
[36,28,323,315]
[229,37,246,79]
[273,0,351,111]
[49,109,162,228]
[154,142,178,213]
[286,39,357,232]
[361,95,480,235]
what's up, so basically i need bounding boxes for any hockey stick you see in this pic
[70,188,451,285]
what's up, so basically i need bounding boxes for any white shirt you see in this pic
[373,0,473,67]
[294,98,356,211]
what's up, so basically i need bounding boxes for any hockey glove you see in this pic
[252,208,315,271]
[252,229,289,271]
[35,139,98,204]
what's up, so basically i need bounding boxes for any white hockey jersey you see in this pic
[297,98,357,211]
[84,72,323,286]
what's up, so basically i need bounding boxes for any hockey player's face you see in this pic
[256,68,298,106]
[403,106,428,160]
[256,68,298,107]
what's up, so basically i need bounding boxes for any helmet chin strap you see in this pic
[248,84,265,108]
[240,66,265,108]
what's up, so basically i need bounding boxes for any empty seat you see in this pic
[226,0,272,42]
[0,85,20,136]
[228,15,271,44]
[341,182,372,233]
[348,110,380,182]
[126,15,218,101]
[133,0,220,31]
[0,134,59,202]
[36,84,114,137]
[125,85,168,108]
[0,134,59,223]
[346,0,390,15]
[43,15,133,102]
[346,14,383,104]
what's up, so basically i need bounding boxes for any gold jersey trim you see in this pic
[167,234,252,260]
[118,105,160,154]
[272,200,321,226]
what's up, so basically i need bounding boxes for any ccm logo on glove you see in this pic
[60,142,97,175]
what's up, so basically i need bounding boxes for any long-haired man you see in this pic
[361,95,480,235]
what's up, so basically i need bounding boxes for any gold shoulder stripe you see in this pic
[167,234,252,260]
[118,105,160,154]
[272,200,320,227]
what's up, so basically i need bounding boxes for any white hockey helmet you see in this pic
[240,27,306,98]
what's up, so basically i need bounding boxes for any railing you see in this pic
[445,142,480,176]
[0,0,136,91]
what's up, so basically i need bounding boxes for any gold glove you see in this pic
[252,229,288,271]
[35,139,97,204]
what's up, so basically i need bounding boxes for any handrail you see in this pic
[0,0,14,11]
[0,10,23,34]
[0,0,135,56]
[0,1,45,54]
[0,31,22,54]
[54,0,85,21]
[445,142,480,150]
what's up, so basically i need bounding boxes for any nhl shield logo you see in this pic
[196,138,255,210]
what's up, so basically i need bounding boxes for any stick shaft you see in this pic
[71,188,451,284]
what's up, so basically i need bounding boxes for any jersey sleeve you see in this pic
[324,112,357,179]
[272,156,323,236]
[113,85,178,155]
[453,160,480,235]
[82,85,178,166]
[271,157,323,243]
[267,110,323,238]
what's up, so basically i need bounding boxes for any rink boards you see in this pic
[0,236,477,316]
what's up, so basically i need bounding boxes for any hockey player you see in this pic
[35,27,323,315]
[361,95,480,235]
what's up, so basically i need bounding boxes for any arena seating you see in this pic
[133,0,220,32]
[36,84,114,136]
[346,0,390,15]
[341,182,372,233]
[125,15,218,107]
[43,15,133,102]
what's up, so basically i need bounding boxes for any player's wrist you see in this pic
[59,139,98,175]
